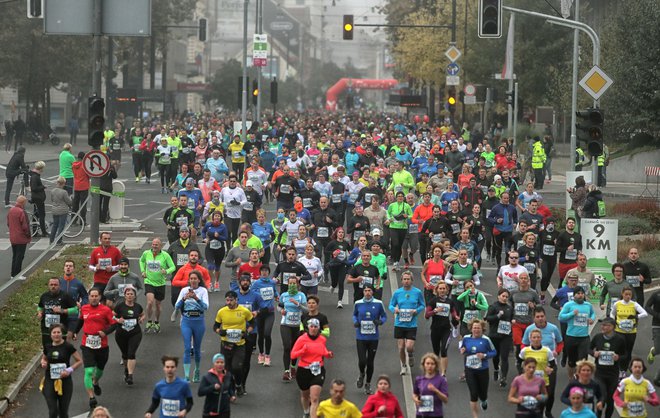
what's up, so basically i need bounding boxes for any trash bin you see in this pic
[109,180,125,221]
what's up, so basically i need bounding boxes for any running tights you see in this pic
[256,312,274,355]
[356,339,379,383]
[181,317,205,365]
[280,325,300,370]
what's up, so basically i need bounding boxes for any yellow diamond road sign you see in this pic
[445,46,461,63]
[579,65,613,101]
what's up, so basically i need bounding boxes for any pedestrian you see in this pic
[531,136,546,190]
[4,146,27,207]
[13,115,25,150]
[7,195,31,278]
[58,143,75,194]
[113,285,144,385]
[144,355,194,418]
[71,151,90,224]
[68,117,79,145]
[49,177,72,245]
[361,375,403,418]
[175,270,209,383]
[4,119,14,152]
[40,324,82,418]
[99,163,117,223]
[30,160,48,237]
[198,353,235,418]
[413,353,449,418]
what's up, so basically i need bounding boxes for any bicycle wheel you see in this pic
[63,213,85,238]
[29,213,41,237]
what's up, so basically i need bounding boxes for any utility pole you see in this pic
[570,0,579,171]
[255,0,263,123]
[241,0,249,141]
[90,0,102,244]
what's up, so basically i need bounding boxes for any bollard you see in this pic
[109,180,125,222]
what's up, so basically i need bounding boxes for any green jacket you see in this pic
[456,289,488,322]
[59,150,75,178]
[139,250,175,286]
[388,169,415,194]
[387,201,413,229]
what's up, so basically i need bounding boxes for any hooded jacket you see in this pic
[581,189,603,218]
[6,147,27,178]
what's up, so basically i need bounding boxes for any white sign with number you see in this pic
[580,218,617,277]
[446,75,460,86]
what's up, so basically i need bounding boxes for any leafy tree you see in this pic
[208,59,243,110]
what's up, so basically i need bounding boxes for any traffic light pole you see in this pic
[570,0,580,171]
[241,0,249,141]
[255,0,263,124]
[90,0,103,244]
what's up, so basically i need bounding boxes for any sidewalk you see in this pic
[0,142,76,166]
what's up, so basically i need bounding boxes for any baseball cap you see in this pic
[246,180,254,187]
[372,228,382,236]
[598,317,615,325]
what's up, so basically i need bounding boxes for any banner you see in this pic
[501,15,515,80]
[580,218,618,283]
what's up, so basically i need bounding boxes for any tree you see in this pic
[208,59,243,110]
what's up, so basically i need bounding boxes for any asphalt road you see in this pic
[2,151,658,418]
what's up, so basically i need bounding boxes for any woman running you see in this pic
[252,209,275,264]
[519,329,556,417]
[486,288,514,387]
[41,324,82,418]
[456,280,488,337]
[279,275,308,382]
[361,375,404,418]
[508,357,547,418]
[251,265,278,367]
[518,232,541,291]
[613,357,659,418]
[560,360,605,415]
[611,288,648,377]
[560,387,598,418]
[298,244,323,295]
[421,243,447,304]
[386,191,413,271]
[413,353,449,418]
[175,270,210,382]
[324,228,351,306]
[198,353,236,418]
[453,228,481,269]
[202,211,228,292]
[291,318,334,418]
[460,319,497,418]
[156,137,173,193]
[113,286,144,385]
[424,282,459,377]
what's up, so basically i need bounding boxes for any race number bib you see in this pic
[117,284,128,297]
[176,254,188,266]
[435,303,450,317]
[450,223,460,234]
[45,314,60,328]
[524,263,536,275]
[463,310,479,323]
[360,320,376,334]
[514,303,529,317]
[398,309,414,322]
[284,311,301,326]
[85,335,102,349]
[359,276,373,288]
[365,193,374,203]
[618,319,634,332]
[187,199,195,209]
[565,249,577,260]
[303,198,312,208]
[574,313,588,327]
[209,239,222,249]
[232,151,241,159]
[226,329,242,343]
[282,272,297,283]
[259,287,274,301]
[159,154,171,164]
[279,184,291,194]
[310,361,321,376]
[627,401,645,417]
[99,258,112,269]
[542,245,555,256]
[122,319,137,332]
[432,234,443,243]
[316,227,329,238]
[244,202,254,211]
[331,194,342,203]
[147,261,161,272]
[176,216,188,227]
[49,363,67,380]
[521,396,538,410]
[408,223,418,233]
[466,354,481,369]
[162,399,181,417]
[353,230,366,240]
[418,395,434,413]
[348,193,358,204]
[497,320,512,335]
[429,275,442,286]
[626,275,640,287]
[598,351,614,366]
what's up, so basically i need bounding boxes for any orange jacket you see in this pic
[171,263,211,288]
[411,203,434,232]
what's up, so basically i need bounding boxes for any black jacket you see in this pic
[6,147,27,178]
[581,190,603,218]
[198,369,234,415]
[29,170,46,202]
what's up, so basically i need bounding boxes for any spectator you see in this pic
[4,146,27,207]
[7,195,31,278]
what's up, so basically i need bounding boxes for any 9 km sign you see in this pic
[580,218,618,281]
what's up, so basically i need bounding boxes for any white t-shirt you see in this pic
[498,264,529,292]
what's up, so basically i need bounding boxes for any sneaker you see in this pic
[540,295,546,305]
[193,369,200,383]
[125,374,133,385]
[264,355,271,367]
[153,322,161,333]
[619,370,627,380]
[170,310,179,322]
[356,373,365,389]
[337,300,343,309]
[494,368,500,382]
[146,178,150,184]
[93,383,102,396]
[480,400,488,411]
[330,286,336,294]
[283,370,292,381]
[648,347,655,364]
[258,354,265,365]
[89,397,98,410]
[214,282,220,292]
[459,373,466,382]
[236,385,245,397]
[498,378,507,388]
[303,412,310,418]
[135,176,140,183]
[364,382,372,395]
[393,262,400,271]
[290,367,297,380]
[120,358,124,366]
[146,321,153,333]
[400,365,407,376]
[407,354,414,367]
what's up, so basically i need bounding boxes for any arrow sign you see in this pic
[82,150,111,177]
[446,63,460,76]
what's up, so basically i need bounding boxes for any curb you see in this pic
[0,352,42,415]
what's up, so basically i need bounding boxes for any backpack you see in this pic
[597,200,606,217]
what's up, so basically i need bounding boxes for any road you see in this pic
[2,150,658,418]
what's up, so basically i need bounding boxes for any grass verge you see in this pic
[0,245,92,396]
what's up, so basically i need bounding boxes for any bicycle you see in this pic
[63,210,85,238]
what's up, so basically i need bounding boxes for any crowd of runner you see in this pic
[34,112,659,418]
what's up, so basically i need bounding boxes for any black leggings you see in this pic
[261,246,271,265]
[242,333,256,385]
[616,332,637,372]
[34,199,47,235]
[493,231,513,268]
[132,154,142,177]
[389,228,407,264]
[205,246,226,271]
[141,154,153,178]
[542,365,557,416]
[490,335,513,380]
[596,371,618,418]
[158,164,169,187]
[540,256,556,292]
[221,342,245,387]
[356,339,379,383]
[43,377,73,418]
[328,264,346,301]
[256,312,274,355]
[465,368,489,402]
[225,217,241,246]
[115,330,142,360]
[280,325,300,370]
[431,325,452,358]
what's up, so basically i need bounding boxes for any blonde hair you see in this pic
[419,352,440,374]
[91,406,112,418]
[576,359,596,374]
[56,176,66,186]
[35,161,46,170]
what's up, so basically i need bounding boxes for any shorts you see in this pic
[145,284,166,301]
[558,262,577,280]
[394,326,417,340]
[296,365,326,390]
[512,322,529,346]
[81,346,110,369]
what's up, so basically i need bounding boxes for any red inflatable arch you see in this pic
[325,78,398,111]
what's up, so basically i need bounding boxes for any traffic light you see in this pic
[478,0,502,38]
[343,15,354,40]
[88,96,105,148]
[576,108,604,156]
[447,88,457,114]
[252,80,259,106]
[270,78,278,104]
[505,87,515,105]
[199,18,207,42]
[27,0,43,18]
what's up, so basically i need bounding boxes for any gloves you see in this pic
[219,329,227,336]
[353,322,360,328]
[230,199,240,206]
[373,319,382,326]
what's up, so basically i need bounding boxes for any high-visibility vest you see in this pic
[575,148,585,165]
[531,142,546,169]
[597,154,605,166]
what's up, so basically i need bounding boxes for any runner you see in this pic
[560,360,605,416]
[558,286,596,379]
[139,238,176,333]
[113,285,145,385]
[559,387,597,418]
[38,277,78,348]
[353,286,387,394]
[459,319,497,418]
[425,282,460,377]
[510,273,541,371]
[613,358,659,418]
[599,263,631,314]
[175,270,209,383]
[88,231,122,295]
[278,275,308,382]
[507,357,547,418]
[40,324,82,418]
[386,191,413,271]
[167,226,201,275]
[324,228,352,307]
[316,379,362,418]
[519,329,556,418]
[251,265,278,367]
[104,257,143,308]
[58,259,89,340]
[622,247,652,305]
[171,249,211,321]
[388,270,425,375]
[198,353,236,418]
[144,355,194,418]
[273,246,312,295]
[347,250,380,304]
[413,353,449,418]
[236,274,262,393]
[201,211,228,291]
[555,218,581,286]
[611,287,648,378]
[361,375,404,418]
[485,288,514,387]
[589,317,626,418]
[497,250,528,293]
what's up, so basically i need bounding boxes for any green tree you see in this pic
[208,59,243,110]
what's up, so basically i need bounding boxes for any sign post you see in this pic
[580,218,618,300]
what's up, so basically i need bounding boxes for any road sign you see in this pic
[269,21,293,31]
[464,83,476,96]
[82,150,111,177]
[579,65,613,101]
[464,95,477,105]
[445,46,461,62]
[253,34,268,67]
[446,63,460,76]
[446,75,460,86]
[580,218,618,282]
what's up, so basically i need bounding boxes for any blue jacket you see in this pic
[460,335,497,371]
[352,297,387,341]
[388,286,425,328]
[237,290,262,334]
[345,152,360,174]
[177,189,204,220]
[251,278,279,311]
[558,300,595,337]
[59,277,89,305]
[252,221,274,246]
[202,222,228,243]
[259,150,276,172]
[487,202,518,233]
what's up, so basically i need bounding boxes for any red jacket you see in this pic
[7,205,31,245]
[72,161,90,191]
[361,390,404,418]
[171,263,211,288]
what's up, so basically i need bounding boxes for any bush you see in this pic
[610,199,660,232]
[641,249,660,278]
[617,215,650,236]
[618,235,660,259]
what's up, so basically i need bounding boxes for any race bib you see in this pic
[574,313,588,327]
[49,363,67,380]
[394,185,403,193]
[282,272,297,283]
[565,249,577,260]
[452,281,465,294]
[176,216,188,227]
[521,396,538,410]
[486,209,491,218]
[514,303,529,317]
[187,199,195,209]
[432,234,442,243]
[429,275,442,286]
[359,276,373,288]
[45,313,60,328]
[451,223,460,234]
[310,361,321,376]
[303,198,312,208]
[398,309,414,322]
[524,263,536,275]
[626,275,640,287]
[497,320,512,335]
[627,402,645,417]
[598,351,614,366]
[365,193,374,203]
[147,261,161,272]
[353,230,366,240]
[466,354,481,369]
[85,335,101,349]
[99,258,112,269]
[182,147,191,154]
[159,154,171,164]
[244,202,254,211]
[176,254,188,266]
[618,319,634,332]
[232,151,241,159]
[408,223,419,233]
[226,329,242,343]
[259,287,274,301]
[284,311,301,326]
[418,395,434,413]
[463,310,479,323]
[331,194,342,203]
[122,318,137,332]
[162,399,181,417]
[534,370,545,379]
[543,245,555,256]
[279,184,291,194]
[348,193,358,204]
[209,239,222,249]
[317,227,329,238]
[435,303,450,317]
[118,284,128,297]
[133,144,140,151]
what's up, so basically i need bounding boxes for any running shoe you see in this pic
[648,347,655,364]
[145,321,153,333]
[393,262,400,271]
[459,373,466,382]
[146,178,150,184]
[400,365,407,376]
[356,373,365,389]
[264,355,271,367]
[303,412,310,418]
[337,300,343,309]
[153,322,161,333]
[480,400,488,411]
[135,177,140,183]
[282,370,292,381]
[364,382,372,395]
[193,369,200,383]
[89,397,98,410]
[498,378,507,388]
[170,310,179,322]
[493,368,500,382]
[540,295,546,305]
[258,354,265,365]
[236,385,245,397]
[93,383,102,396]
[214,282,220,292]
[125,374,134,385]
[330,286,336,294]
